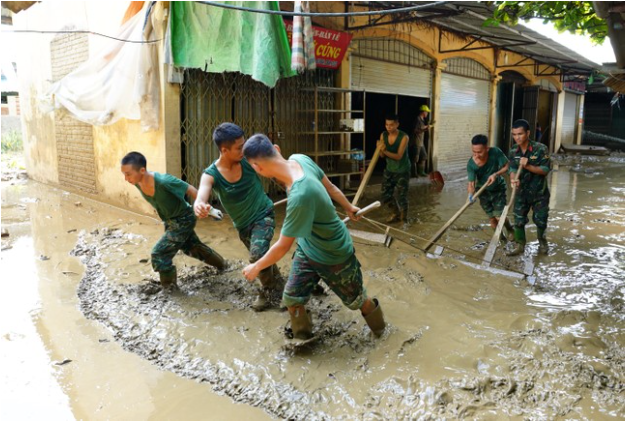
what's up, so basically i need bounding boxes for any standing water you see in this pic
[1,154,624,420]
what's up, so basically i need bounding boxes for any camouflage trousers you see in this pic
[238,208,280,286]
[152,212,221,273]
[479,188,507,218]
[513,190,550,229]
[284,245,367,310]
[382,169,410,214]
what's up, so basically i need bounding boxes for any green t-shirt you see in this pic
[281,154,353,265]
[467,147,508,192]
[383,130,411,174]
[136,172,192,221]
[204,158,273,230]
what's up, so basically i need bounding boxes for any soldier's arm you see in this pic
[194,173,215,218]
[242,234,294,281]
[522,149,550,176]
[322,175,360,220]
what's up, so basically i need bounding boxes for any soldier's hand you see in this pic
[486,174,496,186]
[208,207,223,221]
[468,194,475,204]
[376,139,384,150]
[520,157,529,168]
[194,202,211,219]
[511,179,520,189]
[346,205,361,221]
[242,263,259,281]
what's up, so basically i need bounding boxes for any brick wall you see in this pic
[51,32,97,193]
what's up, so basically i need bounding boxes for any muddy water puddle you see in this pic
[2,154,625,420]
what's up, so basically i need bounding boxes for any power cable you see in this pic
[2,29,161,44]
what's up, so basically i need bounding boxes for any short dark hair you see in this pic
[121,151,147,170]
[385,113,399,122]
[512,119,530,131]
[213,122,245,149]
[471,134,488,146]
[243,134,277,159]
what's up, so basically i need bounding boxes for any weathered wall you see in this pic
[13,1,174,217]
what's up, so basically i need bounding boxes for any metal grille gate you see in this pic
[180,68,334,194]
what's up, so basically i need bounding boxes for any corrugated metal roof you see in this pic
[366,1,600,76]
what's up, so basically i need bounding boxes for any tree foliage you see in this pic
[484,1,608,44]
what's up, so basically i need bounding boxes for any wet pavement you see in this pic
[1,153,624,420]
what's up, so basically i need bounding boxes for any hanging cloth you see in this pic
[291,1,316,72]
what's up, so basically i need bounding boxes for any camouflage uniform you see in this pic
[382,169,410,215]
[237,208,280,288]
[509,141,551,229]
[479,189,507,218]
[152,211,222,273]
[284,245,367,310]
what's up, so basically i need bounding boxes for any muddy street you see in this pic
[1,154,624,420]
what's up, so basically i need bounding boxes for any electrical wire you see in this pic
[2,29,162,44]
[194,1,449,17]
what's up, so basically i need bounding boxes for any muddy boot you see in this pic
[506,226,526,256]
[417,162,428,177]
[254,265,284,311]
[311,282,326,296]
[400,209,408,223]
[537,228,549,255]
[289,306,313,340]
[362,298,386,337]
[159,269,179,293]
[189,244,226,272]
[386,213,400,224]
[504,219,515,242]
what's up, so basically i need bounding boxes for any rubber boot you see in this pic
[417,162,428,177]
[386,202,401,223]
[410,162,418,179]
[159,269,179,292]
[362,298,386,337]
[504,218,515,242]
[289,306,313,340]
[537,228,549,255]
[506,226,526,256]
[253,264,284,311]
[189,244,226,271]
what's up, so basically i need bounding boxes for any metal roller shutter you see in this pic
[350,56,432,98]
[436,73,490,178]
[561,92,577,145]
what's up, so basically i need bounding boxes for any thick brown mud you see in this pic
[2,154,624,420]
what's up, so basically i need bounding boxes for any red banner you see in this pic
[283,19,352,70]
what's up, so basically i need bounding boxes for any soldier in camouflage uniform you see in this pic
[507,119,551,256]
[466,134,514,241]
[194,123,283,311]
[121,152,226,292]
[378,114,411,223]
[241,134,386,340]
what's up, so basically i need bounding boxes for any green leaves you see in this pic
[485,1,608,44]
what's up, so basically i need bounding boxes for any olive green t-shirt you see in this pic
[467,147,508,192]
[383,130,411,174]
[280,154,353,265]
[204,158,272,230]
[136,172,192,221]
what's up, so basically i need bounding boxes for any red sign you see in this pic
[283,19,352,70]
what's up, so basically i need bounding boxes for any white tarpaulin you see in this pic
[46,3,161,132]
